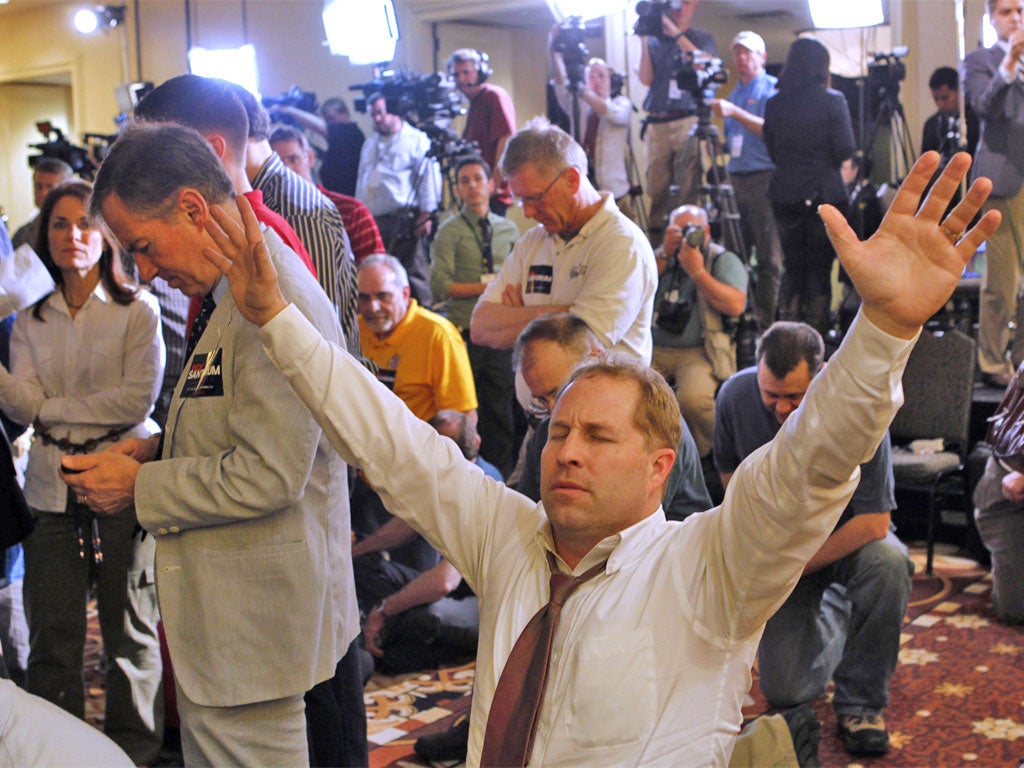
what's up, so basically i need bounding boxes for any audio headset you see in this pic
[446,49,492,85]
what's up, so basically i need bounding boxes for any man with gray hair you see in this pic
[357,253,476,422]
[470,117,656,362]
[58,122,363,767]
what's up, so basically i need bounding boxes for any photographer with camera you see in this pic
[650,205,746,466]
[448,49,516,215]
[709,31,783,332]
[549,25,635,221]
[273,97,365,197]
[355,94,442,306]
[637,0,717,244]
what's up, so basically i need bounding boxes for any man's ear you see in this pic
[650,447,676,490]
[206,133,228,160]
[564,166,582,193]
[177,189,209,230]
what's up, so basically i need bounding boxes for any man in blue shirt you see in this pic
[711,31,783,331]
[713,321,912,757]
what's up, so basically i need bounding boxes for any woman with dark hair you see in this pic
[763,36,856,332]
[0,179,165,763]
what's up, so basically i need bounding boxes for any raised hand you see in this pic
[819,151,1001,339]
[203,195,289,327]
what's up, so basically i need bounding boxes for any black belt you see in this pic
[645,111,695,123]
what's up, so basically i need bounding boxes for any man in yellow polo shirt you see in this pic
[357,254,477,422]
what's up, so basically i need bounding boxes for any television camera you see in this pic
[27,122,114,181]
[633,0,685,39]
[349,68,477,164]
[262,86,319,124]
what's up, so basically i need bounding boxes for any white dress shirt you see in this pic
[259,303,914,766]
[355,121,441,217]
[0,285,164,511]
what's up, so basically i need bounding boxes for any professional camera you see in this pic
[350,69,475,163]
[676,52,728,100]
[633,0,681,38]
[867,46,908,104]
[552,16,590,89]
[28,122,96,179]
[680,224,705,249]
[262,86,319,125]
[654,293,692,336]
[350,69,463,127]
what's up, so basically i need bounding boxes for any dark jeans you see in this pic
[304,640,369,768]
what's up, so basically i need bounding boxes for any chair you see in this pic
[889,328,977,574]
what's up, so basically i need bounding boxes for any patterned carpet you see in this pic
[80,544,1023,767]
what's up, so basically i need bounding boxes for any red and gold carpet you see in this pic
[81,545,1022,767]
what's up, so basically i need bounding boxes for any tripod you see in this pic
[669,102,746,262]
[624,129,650,234]
[669,101,760,368]
[862,84,916,185]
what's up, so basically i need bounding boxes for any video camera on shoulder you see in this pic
[28,122,96,179]
[633,0,683,38]
[262,86,319,123]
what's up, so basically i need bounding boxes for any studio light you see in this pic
[188,44,260,96]
[73,4,125,35]
[808,0,884,29]
[322,0,399,65]
[546,0,625,23]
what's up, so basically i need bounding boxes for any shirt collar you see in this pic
[533,506,668,576]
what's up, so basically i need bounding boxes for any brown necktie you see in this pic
[479,553,607,767]
[582,111,600,159]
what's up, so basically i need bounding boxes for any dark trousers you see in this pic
[376,210,433,307]
[353,555,478,675]
[466,336,518,479]
[304,639,369,768]
[772,199,837,334]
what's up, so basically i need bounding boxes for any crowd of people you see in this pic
[0,0,1020,765]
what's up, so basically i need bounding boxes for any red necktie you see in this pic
[479,554,606,767]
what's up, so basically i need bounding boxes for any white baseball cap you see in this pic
[732,31,766,55]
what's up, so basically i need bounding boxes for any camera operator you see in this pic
[637,0,717,244]
[709,31,783,332]
[448,49,516,215]
[355,93,442,306]
[275,97,365,197]
[964,0,1024,388]
[651,204,747,463]
[549,26,635,222]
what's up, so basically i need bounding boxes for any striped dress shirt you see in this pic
[252,152,360,356]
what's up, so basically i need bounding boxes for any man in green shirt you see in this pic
[431,158,520,476]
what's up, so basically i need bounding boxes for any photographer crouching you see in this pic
[650,205,747,481]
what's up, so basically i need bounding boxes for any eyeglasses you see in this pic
[525,389,560,419]
[513,168,569,208]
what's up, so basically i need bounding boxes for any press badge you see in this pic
[180,348,224,398]
[730,133,743,158]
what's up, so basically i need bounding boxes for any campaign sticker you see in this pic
[180,348,224,398]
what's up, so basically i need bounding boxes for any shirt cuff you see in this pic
[841,308,920,383]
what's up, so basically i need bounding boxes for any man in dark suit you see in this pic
[964,0,1024,387]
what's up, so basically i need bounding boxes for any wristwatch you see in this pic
[374,598,390,618]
